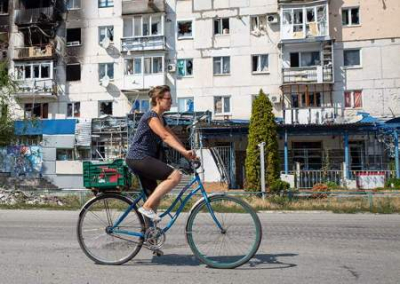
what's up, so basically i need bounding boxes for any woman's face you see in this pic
[157,91,172,111]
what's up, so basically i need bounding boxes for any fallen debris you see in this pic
[0,189,64,206]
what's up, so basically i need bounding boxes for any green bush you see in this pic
[269,180,290,195]
[326,181,339,189]
[385,178,400,189]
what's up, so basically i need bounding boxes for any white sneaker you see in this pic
[138,207,161,222]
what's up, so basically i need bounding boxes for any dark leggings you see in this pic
[126,156,174,196]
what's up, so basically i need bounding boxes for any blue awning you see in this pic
[15,119,77,135]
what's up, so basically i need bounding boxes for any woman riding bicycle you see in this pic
[126,85,196,221]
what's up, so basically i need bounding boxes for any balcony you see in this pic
[284,107,336,125]
[280,3,329,42]
[121,35,166,52]
[123,73,165,92]
[14,79,57,99]
[282,66,332,84]
[14,7,57,26]
[122,0,165,15]
[14,45,55,60]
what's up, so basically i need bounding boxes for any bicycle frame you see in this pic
[110,172,224,238]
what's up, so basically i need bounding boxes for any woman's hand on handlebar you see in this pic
[183,149,197,160]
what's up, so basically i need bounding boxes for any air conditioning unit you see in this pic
[267,13,279,24]
[167,64,176,73]
[269,94,281,104]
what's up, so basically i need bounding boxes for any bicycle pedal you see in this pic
[152,249,164,257]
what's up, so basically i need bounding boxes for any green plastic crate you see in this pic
[83,159,131,189]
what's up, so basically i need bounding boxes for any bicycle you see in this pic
[77,160,262,269]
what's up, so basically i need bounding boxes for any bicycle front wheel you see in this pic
[77,193,145,265]
[186,195,262,269]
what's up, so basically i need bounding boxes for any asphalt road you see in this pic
[0,210,399,284]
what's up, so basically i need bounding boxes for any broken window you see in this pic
[214,18,229,35]
[66,64,81,81]
[99,26,114,44]
[98,0,113,8]
[344,91,362,108]
[250,15,266,33]
[15,62,52,80]
[125,58,142,75]
[143,16,150,36]
[67,102,80,118]
[131,100,150,113]
[99,101,113,116]
[56,149,74,161]
[24,103,48,119]
[342,7,360,26]
[151,15,161,35]
[344,49,361,67]
[98,63,114,80]
[292,142,322,170]
[66,0,80,9]
[252,54,268,73]
[214,96,231,114]
[144,57,163,74]
[177,20,193,39]
[177,59,193,77]
[293,9,303,33]
[290,52,320,67]
[0,0,8,14]
[213,56,230,75]
[66,28,81,46]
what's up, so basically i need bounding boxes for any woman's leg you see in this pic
[143,169,182,210]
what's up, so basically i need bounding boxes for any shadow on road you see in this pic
[130,253,298,270]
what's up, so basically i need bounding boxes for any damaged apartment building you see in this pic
[1,0,400,189]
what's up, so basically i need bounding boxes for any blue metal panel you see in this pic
[15,119,76,135]
[394,131,400,179]
[284,129,289,174]
[344,132,350,179]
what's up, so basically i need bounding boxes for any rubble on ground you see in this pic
[0,189,64,206]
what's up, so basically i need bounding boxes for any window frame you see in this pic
[144,56,163,75]
[98,63,114,80]
[177,58,193,77]
[125,58,142,75]
[344,90,363,109]
[214,96,231,115]
[98,26,114,44]
[24,103,49,119]
[343,48,362,68]
[342,7,360,27]
[66,0,80,10]
[66,63,81,81]
[214,18,230,35]
[251,54,269,74]
[66,28,82,46]
[99,101,113,116]
[67,102,81,118]
[98,0,113,8]
[213,56,230,76]
[14,61,53,81]
[177,97,194,112]
[177,19,194,40]
[56,149,74,161]
[0,0,8,14]
[290,51,321,67]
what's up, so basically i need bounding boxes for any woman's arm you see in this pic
[165,125,185,148]
[148,117,195,159]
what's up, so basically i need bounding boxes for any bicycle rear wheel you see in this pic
[186,195,262,269]
[77,193,145,265]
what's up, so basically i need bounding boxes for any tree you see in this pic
[245,89,280,191]
[0,61,17,146]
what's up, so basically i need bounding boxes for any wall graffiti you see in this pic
[0,146,43,177]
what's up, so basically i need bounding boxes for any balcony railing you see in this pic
[122,0,165,15]
[123,73,165,91]
[121,35,166,52]
[15,7,56,25]
[284,107,336,125]
[282,65,332,84]
[14,79,57,98]
[14,45,55,60]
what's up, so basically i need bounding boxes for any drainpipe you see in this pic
[394,131,400,179]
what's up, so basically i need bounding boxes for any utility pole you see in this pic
[258,142,266,200]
